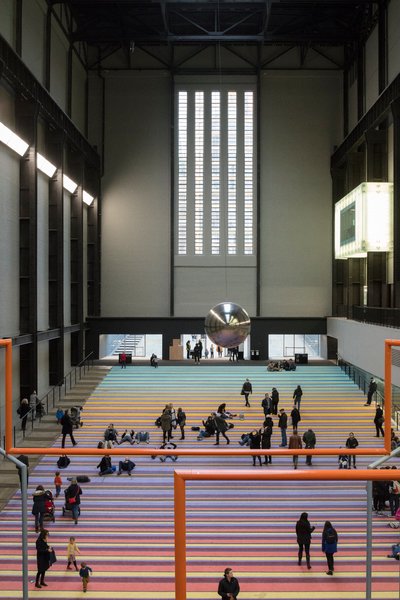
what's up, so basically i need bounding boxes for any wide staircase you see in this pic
[1,364,399,599]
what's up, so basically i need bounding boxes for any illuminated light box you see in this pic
[335,182,393,259]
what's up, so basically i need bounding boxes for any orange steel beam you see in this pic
[174,468,398,600]
[6,446,387,456]
[1,339,13,453]
[4,338,395,458]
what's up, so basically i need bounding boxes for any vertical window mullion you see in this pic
[244,90,254,255]
[177,91,187,255]
[211,91,220,255]
[227,91,237,254]
[194,91,204,254]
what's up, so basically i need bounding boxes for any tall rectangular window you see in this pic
[177,91,187,255]
[211,91,220,255]
[175,86,255,258]
[194,92,204,254]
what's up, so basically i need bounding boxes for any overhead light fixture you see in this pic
[0,121,29,156]
[82,190,94,206]
[63,174,78,194]
[37,153,57,177]
[335,182,393,259]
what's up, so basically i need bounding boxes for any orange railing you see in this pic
[173,468,398,600]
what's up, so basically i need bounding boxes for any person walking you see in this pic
[35,529,52,588]
[120,351,127,368]
[186,340,191,359]
[241,379,252,407]
[214,413,230,445]
[322,521,338,575]
[193,342,201,364]
[271,387,279,415]
[54,471,62,497]
[66,536,80,570]
[32,485,46,532]
[64,478,82,524]
[278,408,288,447]
[17,398,30,432]
[296,512,315,569]
[160,407,173,443]
[302,428,316,466]
[261,393,271,417]
[29,390,39,419]
[177,407,186,440]
[345,432,359,468]
[249,429,262,466]
[364,377,377,406]
[374,406,384,437]
[61,409,77,448]
[291,405,301,431]
[79,562,93,593]
[293,385,303,410]
[218,567,240,599]
[261,417,273,465]
[289,429,302,469]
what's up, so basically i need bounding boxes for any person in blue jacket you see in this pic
[322,520,338,575]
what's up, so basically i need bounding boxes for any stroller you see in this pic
[43,490,55,523]
[70,406,83,429]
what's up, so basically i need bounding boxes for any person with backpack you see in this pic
[322,521,338,575]
[345,432,359,468]
[302,429,316,466]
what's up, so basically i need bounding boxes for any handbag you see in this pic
[49,549,57,566]
[68,496,77,504]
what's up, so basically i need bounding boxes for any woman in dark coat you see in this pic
[35,528,51,588]
[177,407,186,440]
[32,485,46,533]
[249,429,262,466]
[293,385,303,410]
[261,417,273,464]
[17,398,30,432]
[291,406,301,431]
[218,567,240,599]
[296,512,315,569]
[61,409,77,448]
[374,406,384,437]
[64,478,82,524]
[322,520,338,575]
[214,414,230,445]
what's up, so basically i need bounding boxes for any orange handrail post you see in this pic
[1,339,13,453]
[174,472,187,600]
[173,468,400,599]
[384,339,396,454]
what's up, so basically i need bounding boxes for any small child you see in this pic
[54,471,62,497]
[79,562,93,593]
[66,536,80,571]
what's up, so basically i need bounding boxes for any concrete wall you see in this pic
[365,25,379,111]
[388,0,400,84]
[98,69,341,319]
[327,317,400,386]
[260,71,341,317]
[100,72,171,317]
[21,0,46,84]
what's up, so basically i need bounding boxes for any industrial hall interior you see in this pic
[1,0,400,598]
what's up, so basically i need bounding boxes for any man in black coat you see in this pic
[365,377,377,405]
[271,387,279,415]
[61,410,77,448]
[278,408,288,447]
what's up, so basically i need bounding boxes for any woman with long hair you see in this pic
[295,512,315,569]
[35,529,51,588]
[322,520,338,575]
